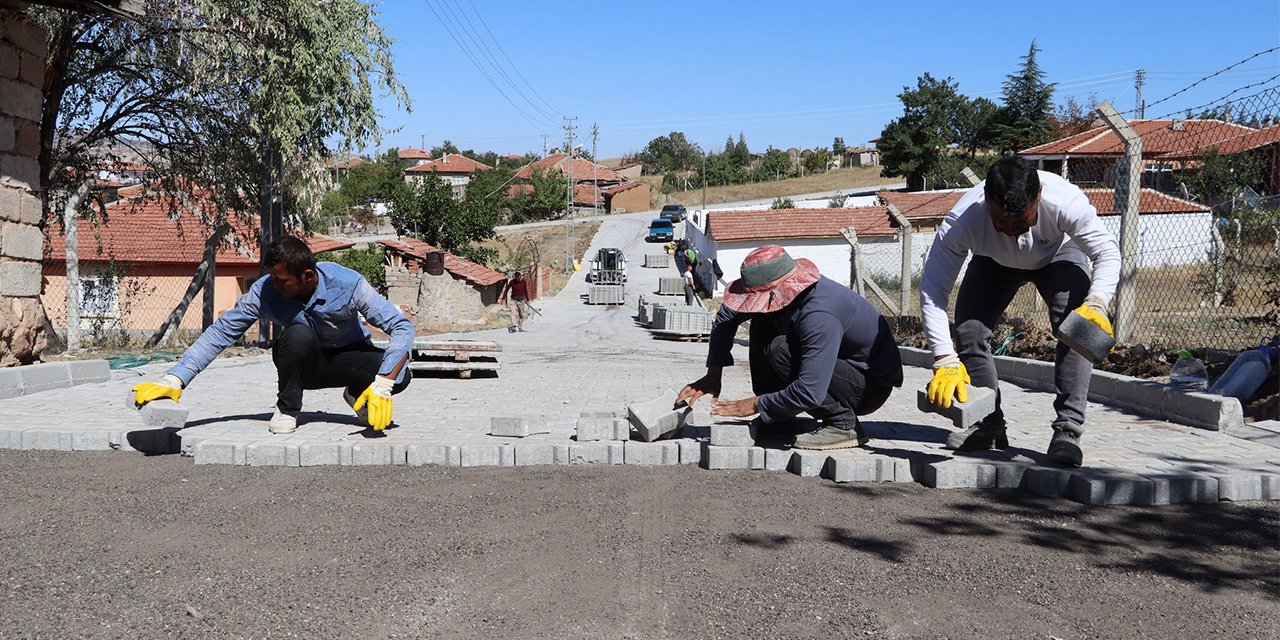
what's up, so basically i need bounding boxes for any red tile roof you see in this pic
[404,154,492,175]
[514,153,621,182]
[878,190,964,220]
[44,189,352,265]
[324,156,367,170]
[397,147,433,160]
[1019,119,1263,157]
[602,181,644,195]
[573,183,600,207]
[878,187,1209,223]
[707,206,893,243]
[376,237,505,287]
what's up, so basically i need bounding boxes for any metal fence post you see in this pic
[1095,102,1141,344]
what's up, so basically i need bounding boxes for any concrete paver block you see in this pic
[828,454,878,483]
[407,444,461,466]
[764,448,793,472]
[460,445,501,467]
[499,446,516,466]
[575,417,616,442]
[627,389,691,442]
[1068,470,1156,506]
[916,386,996,429]
[788,450,828,477]
[194,441,237,465]
[623,440,679,465]
[123,389,189,428]
[569,441,623,464]
[21,429,67,450]
[710,422,755,447]
[705,445,765,470]
[678,439,703,465]
[18,362,71,395]
[491,416,534,437]
[1212,472,1264,501]
[246,443,289,467]
[513,443,555,466]
[1162,390,1243,431]
[68,360,111,384]
[300,443,346,466]
[1024,467,1075,498]
[0,368,20,399]
[352,443,397,465]
[70,431,110,451]
[918,460,997,489]
[1143,473,1219,505]
[613,418,632,441]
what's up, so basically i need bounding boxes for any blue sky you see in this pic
[365,0,1280,159]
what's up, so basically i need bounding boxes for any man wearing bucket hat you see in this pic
[677,245,903,450]
[920,155,1119,467]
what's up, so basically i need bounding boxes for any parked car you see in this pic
[646,218,675,242]
[659,203,687,222]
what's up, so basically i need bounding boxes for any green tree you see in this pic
[636,131,700,174]
[759,147,794,180]
[431,139,461,157]
[1047,94,1100,141]
[832,136,846,155]
[731,132,752,168]
[878,73,966,190]
[802,148,832,174]
[388,175,499,264]
[770,197,795,209]
[991,41,1056,151]
[317,246,386,291]
[954,96,1000,157]
[339,151,404,205]
[515,168,566,220]
[1184,149,1266,208]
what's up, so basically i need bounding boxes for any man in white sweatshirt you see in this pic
[919,156,1119,467]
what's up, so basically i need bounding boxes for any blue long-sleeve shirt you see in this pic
[168,262,415,387]
[706,277,903,423]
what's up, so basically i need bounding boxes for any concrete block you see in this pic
[1260,474,1280,500]
[896,346,933,368]
[70,430,110,451]
[705,445,765,470]
[613,417,632,441]
[1119,381,1168,417]
[0,256,37,296]
[1024,467,1076,498]
[352,443,394,465]
[0,367,20,399]
[627,389,691,442]
[0,428,20,448]
[991,461,1030,489]
[1143,473,1218,505]
[1068,470,1156,506]
[460,444,501,467]
[513,443,555,466]
[588,284,625,305]
[1087,370,1127,404]
[0,78,41,121]
[575,417,616,442]
[710,422,755,447]
[1212,472,1264,501]
[623,440,679,465]
[246,443,289,467]
[642,253,670,268]
[19,362,71,394]
[1162,390,1242,431]
[888,458,914,483]
[20,429,64,450]
[1055,309,1115,365]
[551,444,572,465]
[579,408,618,419]
[17,191,40,225]
[300,443,346,466]
[407,444,460,466]
[568,441,623,464]
[0,153,39,191]
[491,415,550,437]
[125,390,188,429]
[657,277,684,295]
[3,19,48,57]
[788,450,828,477]
[916,386,996,429]
[68,359,111,384]
[1,221,40,260]
[498,445,515,466]
[828,454,879,483]
[918,461,989,489]
[194,441,236,465]
[678,439,703,465]
[764,448,793,472]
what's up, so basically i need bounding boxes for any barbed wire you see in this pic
[1134,46,1280,116]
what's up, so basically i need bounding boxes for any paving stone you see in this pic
[888,458,915,483]
[627,389,690,442]
[246,443,289,467]
[20,429,67,450]
[70,430,110,451]
[352,443,396,465]
[613,418,632,441]
[828,454,878,483]
[0,368,20,399]
[705,445,765,470]
[460,444,501,466]
[407,444,461,466]
[550,444,572,465]
[710,422,755,447]
[300,443,346,466]
[575,417,616,442]
[1068,470,1156,506]
[1261,474,1280,500]
[17,361,71,394]
[1143,473,1219,505]
[513,443,555,466]
[568,441,623,464]
[68,360,111,384]
[991,461,1031,489]
[1212,472,1265,501]
[916,386,996,429]
[499,445,516,466]
[491,416,534,437]
[623,440,679,465]
[918,460,993,489]
[764,448,793,472]
[678,439,704,465]
[1163,390,1243,431]
[1024,467,1076,498]
[579,408,618,419]
[788,450,828,477]
[194,441,237,465]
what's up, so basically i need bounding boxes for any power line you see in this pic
[1140,46,1280,114]
[464,0,562,117]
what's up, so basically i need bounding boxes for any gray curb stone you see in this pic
[788,450,829,477]
[623,440,679,465]
[575,417,615,442]
[709,422,755,447]
[569,441,623,464]
[704,445,765,470]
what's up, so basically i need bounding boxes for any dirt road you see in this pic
[0,450,1275,639]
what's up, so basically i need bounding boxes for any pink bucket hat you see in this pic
[722,245,821,313]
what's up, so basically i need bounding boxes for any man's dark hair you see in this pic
[984,155,1040,217]
[264,236,316,276]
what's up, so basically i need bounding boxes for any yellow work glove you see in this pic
[131,374,183,407]
[352,376,395,431]
[1074,295,1114,338]
[927,354,970,409]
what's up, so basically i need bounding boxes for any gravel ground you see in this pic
[1,450,1276,639]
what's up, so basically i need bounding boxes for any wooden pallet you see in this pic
[373,339,502,378]
[649,329,710,343]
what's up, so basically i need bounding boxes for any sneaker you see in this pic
[793,423,867,450]
[268,409,298,434]
[944,416,1009,451]
[343,389,370,428]
[749,417,797,445]
[1047,430,1083,468]
[507,327,517,333]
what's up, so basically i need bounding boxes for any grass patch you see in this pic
[646,166,897,209]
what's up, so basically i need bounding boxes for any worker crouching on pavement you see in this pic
[130,236,415,434]
[677,245,903,450]
[920,156,1119,467]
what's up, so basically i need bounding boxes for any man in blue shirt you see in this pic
[131,236,416,434]
[677,245,903,450]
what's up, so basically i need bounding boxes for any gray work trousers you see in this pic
[954,255,1091,436]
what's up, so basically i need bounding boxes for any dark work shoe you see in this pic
[944,418,1009,451]
[1047,430,1083,468]
[793,423,867,450]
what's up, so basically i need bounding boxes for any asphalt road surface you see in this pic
[1,450,1275,639]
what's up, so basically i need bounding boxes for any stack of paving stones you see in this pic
[656,277,684,295]
[653,305,712,333]
[636,294,670,326]
[642,253,670,268]
[587,284,624,305]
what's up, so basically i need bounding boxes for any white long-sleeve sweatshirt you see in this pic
[919,171,1121,357]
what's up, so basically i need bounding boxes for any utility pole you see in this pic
[562,116,577,273]
[1135,69,1145,118]
[420,134,425,151]
[592,123,599,215]
[701,151,707,212]
[542,134,549,158]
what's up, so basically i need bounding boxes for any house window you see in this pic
[79,272,119,318]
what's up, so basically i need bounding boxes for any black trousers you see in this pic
[272,324,412,413]
[748,320,892,428]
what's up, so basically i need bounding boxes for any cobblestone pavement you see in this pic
[3,215,1278,505]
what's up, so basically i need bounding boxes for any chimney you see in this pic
[442,153,448,164]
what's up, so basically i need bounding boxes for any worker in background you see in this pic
[920,155,1119,467]
[130,236,414,434]
[677,245,903,450]
[500,270,530,333]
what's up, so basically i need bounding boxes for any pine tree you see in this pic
[992,41,1056,151]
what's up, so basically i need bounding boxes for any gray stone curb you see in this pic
[0,359,110,399]
[899,347,1244,431]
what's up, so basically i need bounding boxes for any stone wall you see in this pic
[384,263,499,333]
[0,10,48,366]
